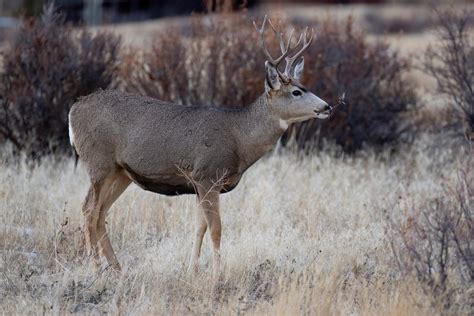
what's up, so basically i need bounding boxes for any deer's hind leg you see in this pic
[82,183,102,267]
[96,170,131,271]
[83,170,130,271]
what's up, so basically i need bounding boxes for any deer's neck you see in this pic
[232,94,285,169]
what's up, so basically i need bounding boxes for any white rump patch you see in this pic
[68,112,75,147]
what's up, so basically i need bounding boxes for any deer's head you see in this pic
[254,16,332,126]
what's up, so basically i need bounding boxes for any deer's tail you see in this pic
[68,111,79,170]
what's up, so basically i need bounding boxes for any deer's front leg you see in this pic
[196,184,221,278]
[187,205,207,275]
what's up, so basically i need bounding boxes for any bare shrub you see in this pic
[0,5,121,158]
[118,14,418,153]
[389,164,473,312]
[115,13,264,109]
[424,9,474,141]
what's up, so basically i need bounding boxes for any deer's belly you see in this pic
[134,178,240,196]
[121,162,242,196]
[121,162,192,195]
[138,181,196,196]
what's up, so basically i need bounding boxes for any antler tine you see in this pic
[267,20,307,80]
[253,15,290,69]
[291,33,304,53]
[283,27,314,77]
[267,19,290,55]
[284,29,295,54]
[269,20,303,63]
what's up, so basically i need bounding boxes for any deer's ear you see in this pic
[265,61,281,92]
[293,57,304,81]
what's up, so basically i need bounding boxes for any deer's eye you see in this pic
[292,90,302,97]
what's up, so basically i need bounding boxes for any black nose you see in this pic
[324,104,331,111]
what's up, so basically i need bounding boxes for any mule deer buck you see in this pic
[68,16,336,275]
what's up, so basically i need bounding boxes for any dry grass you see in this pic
[0,138,471,314]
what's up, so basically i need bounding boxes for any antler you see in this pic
[282,27,313,77]
[253,15,293,77]
[254,15,314,79]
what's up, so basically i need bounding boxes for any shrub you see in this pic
[0,5,121,158]
[117,14,418,153]
[388,163,473,312]
[115,13,265,109]
[424,9,474,141]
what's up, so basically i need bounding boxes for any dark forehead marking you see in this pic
[289,79,308,92]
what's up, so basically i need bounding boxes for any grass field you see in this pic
[0,136,470,314]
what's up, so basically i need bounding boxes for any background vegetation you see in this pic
[0,6,120,158]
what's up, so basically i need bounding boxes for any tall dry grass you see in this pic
[0,138,471,314]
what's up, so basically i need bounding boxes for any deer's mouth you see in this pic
[314,108,332,119]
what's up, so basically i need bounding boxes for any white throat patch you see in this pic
[279,119,289,130]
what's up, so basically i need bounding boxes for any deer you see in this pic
[68,16,337,276]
